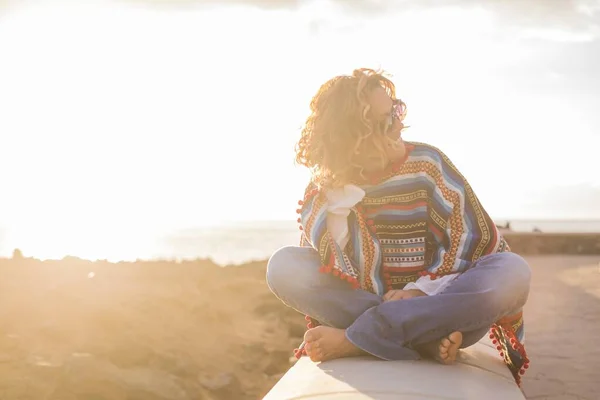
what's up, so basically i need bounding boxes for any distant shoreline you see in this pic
[3,232,599,266]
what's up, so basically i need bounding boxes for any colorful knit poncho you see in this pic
[296,142,529,384]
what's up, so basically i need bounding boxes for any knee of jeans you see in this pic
[491,252,531,298]
[266,246,321,298]
[503,252,531,284]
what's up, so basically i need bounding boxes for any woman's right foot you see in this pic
[304,326,364,362]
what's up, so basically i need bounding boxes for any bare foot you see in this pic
[418,331,463,364]
[304,326,364,362]
[436,331,463,365]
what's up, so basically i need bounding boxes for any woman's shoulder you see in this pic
[404,142,465,182]
[405,141,448,161]
[405,142,462,172]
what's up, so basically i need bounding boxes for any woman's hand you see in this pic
[386,117,404,142]
[385,136,407,163]
[383,289,427,302]
[384,118,407,163]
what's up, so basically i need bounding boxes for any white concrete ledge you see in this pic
[264,337,525,399]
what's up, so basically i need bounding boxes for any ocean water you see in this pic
[155,219,600,265]
[155,221,302,265]
[2,219,599,265]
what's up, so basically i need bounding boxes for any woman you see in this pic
[266,68,531,384]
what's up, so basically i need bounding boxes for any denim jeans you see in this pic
[266,246,531,360]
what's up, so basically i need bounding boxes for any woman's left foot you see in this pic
[436,331,463,364]
[417,331,463,364]
[304,326,365,362]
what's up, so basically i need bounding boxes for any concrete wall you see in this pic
[503,233,600,255]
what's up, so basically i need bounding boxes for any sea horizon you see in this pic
[1,218,599,265]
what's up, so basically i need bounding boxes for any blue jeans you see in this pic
[266,246,531,360]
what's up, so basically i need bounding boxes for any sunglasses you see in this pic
[387,99,407,129]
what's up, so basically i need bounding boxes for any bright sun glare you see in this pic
[0,0,598,260]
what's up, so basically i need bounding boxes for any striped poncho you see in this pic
[296,142,529,384]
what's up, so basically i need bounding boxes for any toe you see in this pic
[440,338,451,349]
[304,326,325,343]
[309,349,323,362]
[304,328,318,343]
[305,342,313,354]
[448,331,463,345]
[438,343,448,354]
[304,330,316,343]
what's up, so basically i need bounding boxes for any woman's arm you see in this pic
[423,145,510,277]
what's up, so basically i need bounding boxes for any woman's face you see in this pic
[366,86,405,141]
[366,86,393,121]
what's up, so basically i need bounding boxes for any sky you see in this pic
[0,0,599,259]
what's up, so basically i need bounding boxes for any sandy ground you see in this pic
[0,254,598,399]
[520,255,600,400]
[0,257,306,400]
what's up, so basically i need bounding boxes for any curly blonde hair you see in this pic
[295,68,400,188]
